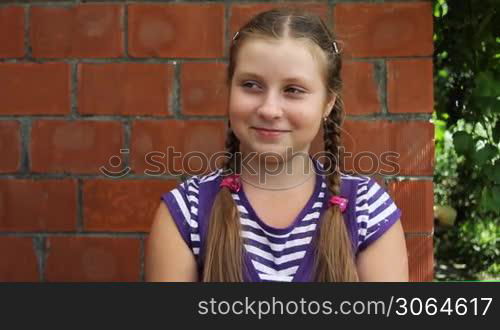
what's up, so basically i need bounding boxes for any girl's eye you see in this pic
[240,82,305,95]
[242,81,261,90]
[285,87,305,95]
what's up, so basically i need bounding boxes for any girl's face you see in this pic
[229,37,336,160]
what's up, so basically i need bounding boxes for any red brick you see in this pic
[0,237,39,282]
[405,236,434,282]
[0,63,70,115]
[128,4,224,58]
[334,3,433,58]
[30,4,123,58]
[181,62,228,116]
[0,6,25,58]
[388,180,434,233]
[79,63,174,115]
[230,3,329,36]
[45,237,140,282]
[0,179,77,231]
[83,179,178,232]
[342,120,434,176]
[131,120,226,176]
[387,59,434,114]
[31,120,123,174]
[0,121,21,173]
[342,61,381,115]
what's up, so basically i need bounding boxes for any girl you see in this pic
[146,8,409,282]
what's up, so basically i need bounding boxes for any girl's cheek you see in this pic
[292,98,325,124]
[229,99,252,130]
[230,93,259,116]
[288,108,316,127]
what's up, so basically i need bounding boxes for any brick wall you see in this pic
[0,1,434,282]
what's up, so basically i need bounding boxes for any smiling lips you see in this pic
[251,126,291,138]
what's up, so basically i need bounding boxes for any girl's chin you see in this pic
[243,143,301,159]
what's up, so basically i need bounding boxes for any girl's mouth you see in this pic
[251,127,290,138]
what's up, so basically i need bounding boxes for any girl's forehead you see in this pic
[234,38,326,82]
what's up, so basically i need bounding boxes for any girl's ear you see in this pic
[324,94,337,118]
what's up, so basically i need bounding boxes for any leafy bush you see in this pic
[433,0,500,281]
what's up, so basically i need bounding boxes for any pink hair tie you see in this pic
[329,196,348,213]
[219,174,241,192]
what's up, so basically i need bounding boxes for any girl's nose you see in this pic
[256,91,283,120]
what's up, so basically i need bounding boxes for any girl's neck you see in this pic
[239,150,316,191]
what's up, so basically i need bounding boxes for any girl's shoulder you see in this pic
[162,168,225,204]
[338,172,402,254]
[339,171,386,197]
[161,167,226,219]
[338,172,372,196]
[340,172,372,182]
[159,168,225,259]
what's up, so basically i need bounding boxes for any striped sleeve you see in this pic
[160,177,201,257]
[355,178,402,252]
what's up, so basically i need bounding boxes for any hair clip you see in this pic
[329,195,348,213]
[232,31,240,41]
[220,174,241,192]
[332,41,340,54]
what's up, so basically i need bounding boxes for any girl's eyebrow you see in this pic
[236,71,312,85]
[236,72,264,80]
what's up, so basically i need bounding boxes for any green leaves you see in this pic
[434,117,447,142]
[453,131,474,155]
[433,0,449,18]
[433,0,500,280]
[493,121,500,143]
[474,72,500,98]
[489,161,500,184]
[473,144,498,166]
[480,185,500,213]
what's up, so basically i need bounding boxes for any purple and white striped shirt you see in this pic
[161,158,402,282]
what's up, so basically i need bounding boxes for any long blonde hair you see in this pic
[202,8,359,282]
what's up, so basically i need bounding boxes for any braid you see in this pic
[202,123,245,282]
[222,125,241,175]
[323,105,343,196]
[314,96,359,282]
